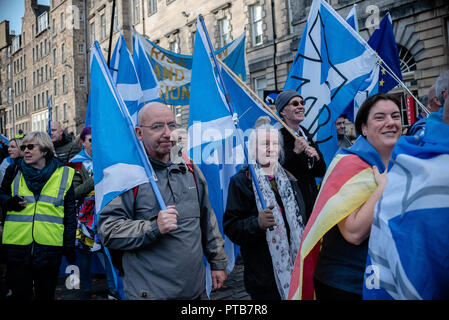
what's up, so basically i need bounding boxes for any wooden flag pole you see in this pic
[216,58,299,139]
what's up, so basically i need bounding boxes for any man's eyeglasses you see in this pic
[139,122,179,132]
[288,100,304,107]
[20,144,39,151]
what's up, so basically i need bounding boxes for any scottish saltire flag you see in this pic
[345,4,359,32]
[342,3,379,122]
[137,31,247,105]
[70,148,91,164]
[89,42,148,215]
[132,31,162,104]
[288,137,384,300]
[284,0,378,165]
[364,110,449,300]
[109,33,145,124]
[369,13,402,94]
[188,17,276,296]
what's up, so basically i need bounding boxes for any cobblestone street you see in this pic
[55,261,250,301]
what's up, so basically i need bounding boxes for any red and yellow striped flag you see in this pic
[288,153,378,300]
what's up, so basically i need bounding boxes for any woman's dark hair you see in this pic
[355,93,401,136]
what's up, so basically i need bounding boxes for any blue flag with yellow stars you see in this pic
[368,13,402,93]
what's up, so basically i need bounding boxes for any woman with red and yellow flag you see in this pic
[288,93,402,300]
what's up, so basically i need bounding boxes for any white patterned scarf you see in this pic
[251,163,305,299]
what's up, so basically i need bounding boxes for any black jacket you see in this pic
[53,130,81,165]
[280,126,327,218]
[0,160,76,266]
[223,166,307,296]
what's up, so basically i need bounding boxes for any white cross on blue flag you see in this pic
[284,0,378,165]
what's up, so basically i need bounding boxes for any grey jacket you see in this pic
[98,156,227,300]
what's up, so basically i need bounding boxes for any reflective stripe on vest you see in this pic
[2,166,74,246]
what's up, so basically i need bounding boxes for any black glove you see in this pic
[64,247,77,265]
[6,196,26,212]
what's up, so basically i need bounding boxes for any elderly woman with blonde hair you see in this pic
[0,131,77,300]
[223,117,308,300]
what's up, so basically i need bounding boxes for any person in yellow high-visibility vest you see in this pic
[0,131,76,301]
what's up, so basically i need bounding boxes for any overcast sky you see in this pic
[0,0,50,35]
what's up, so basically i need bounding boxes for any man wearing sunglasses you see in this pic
[98,102,228,300]
[275,89,327,219]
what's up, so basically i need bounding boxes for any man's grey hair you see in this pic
[435,70,449,105]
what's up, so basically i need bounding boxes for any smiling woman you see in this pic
[311,93,402,300]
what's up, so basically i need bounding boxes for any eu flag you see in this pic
[368,13,402,93]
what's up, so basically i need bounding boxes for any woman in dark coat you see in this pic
[224,118,307,300]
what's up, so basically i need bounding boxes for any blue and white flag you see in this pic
[89,42,148,215]
[345,4,359,32]
[364,110,449,300]
[188,17,276,295]
[132,31,162,104]
[284,0,378,165]
[109,33,145,124]
[138,31,247,105]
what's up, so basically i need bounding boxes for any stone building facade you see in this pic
[0,0,89,138]
[114,0,449,128]
[0,21,14,138]
[1,0,448,136]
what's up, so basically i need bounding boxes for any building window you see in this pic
[250,4,263,46]
[53,48,57,65]
[101,14,106,40]
[80,76,85,85]
[90,22,95,44]
[12,36,21,53]
[54,78,58,96]
[78,43,84,54]
[254,76,266,100]
[397,45,416,74]
[37,12,48,34]
[52,18,56,35]
[62,43,66,63]
[148,0,157,15]
[63,103,67,121]
[55,105,59,121]
[113,4,118,31]
[219,18,231,47]
[133,0,140,24]
[62,74,67,93]
[169,40,179,54]
[61,12,65,31]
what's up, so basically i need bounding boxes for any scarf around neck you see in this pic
[251,162,305,299]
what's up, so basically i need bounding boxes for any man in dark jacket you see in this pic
[51,121,81,164]
[275,90,327,218]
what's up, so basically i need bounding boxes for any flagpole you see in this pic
[47,96,52,138]
[94,41,167,211]
[198,15,269,212]
[217,59,299,139]
[376,60,430,115]
[107,0,117,67]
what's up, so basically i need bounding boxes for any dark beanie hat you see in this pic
[275,89,301,115]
